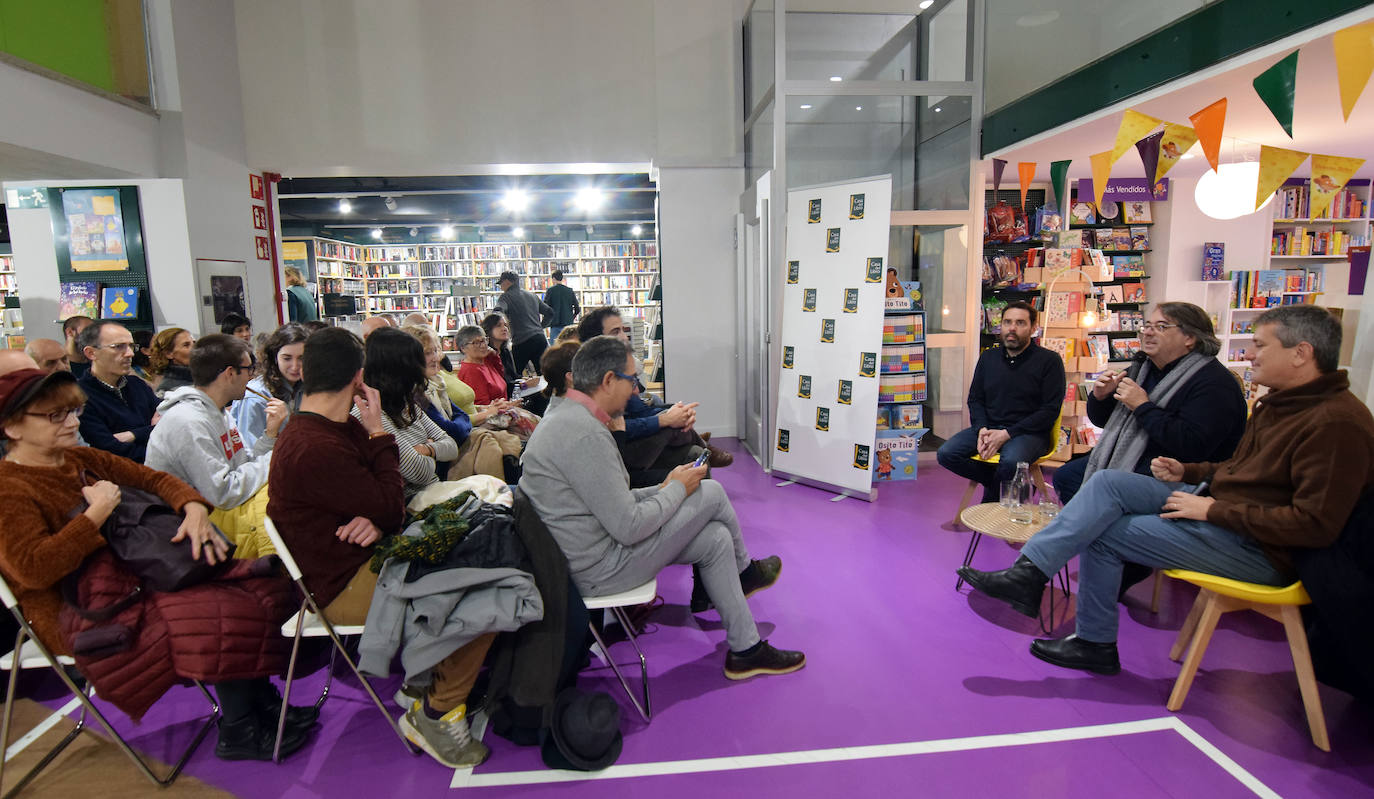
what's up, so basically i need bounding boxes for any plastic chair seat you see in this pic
[583,580,657,610]
[1161,570,1311,605]
[2,640,75,670]
[280,610,365,638]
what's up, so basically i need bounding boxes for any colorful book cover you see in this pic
[1045,292,1080,325]
[1123,201,1152,223]
[1112,255,1145,278]
[1091,229,1113,251]
[1069,202,1096,226]
[1121,282,1146,303]
[101,287,139,319]
[1112,227,1133,250]
[1054,230,1086,249]
[1201,242,1225,281]
[58,281,100,321]
[896,404,923,429]
[1130,226,1150,250]
[874,429,925,481]
[1102,285,1125,304]
[1085,249,1112,281]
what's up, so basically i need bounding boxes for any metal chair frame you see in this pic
[582,580,656,723]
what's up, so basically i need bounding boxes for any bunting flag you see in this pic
[1155,123,1199,183]
[1333,21,1374,121]
[1135,131,1163,191]
[1189,99,1228,172]
[1252,51,1300,137]
[1111,110,1162,165]
[1089,150,1113,209]
[1017,162,1037,210]
[1255,145,1309,211]
[1050,159,1072,211]
[992,159,1007,193]
[1309,154,1367,218]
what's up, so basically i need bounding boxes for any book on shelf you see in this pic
[1042,247,1082,278]
[1109,335,1141,361]
[1055,230,1086,249]
[1069,202,1096,226]
[1123,201,1152,223]
[1044,291,1082,325]
[59,281,101,320]
[1129,226,1150,250]
[1111,227,1133,251]
[1120,281,1146,303]
[101,287,139,319]
[1039,336,1075,365]
[874,429,924,481]
[894,404,924,429]
[1201,242,1225,281]
[1112,254,1145,278]
[1085,249,1112,281]
[1101,285,1125,304]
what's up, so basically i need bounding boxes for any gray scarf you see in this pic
[1083,351,1211,481]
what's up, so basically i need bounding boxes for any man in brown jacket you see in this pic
[958,304,1374,674]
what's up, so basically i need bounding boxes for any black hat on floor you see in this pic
[540,688,623,771]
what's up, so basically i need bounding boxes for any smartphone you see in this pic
[692,450,710,468]
[1192,481,1210,496]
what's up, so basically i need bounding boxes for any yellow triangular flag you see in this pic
[1089,150,1114,209]
[1155,123,1200,184]
[1334,21,1374,121]
[1256,145,1310,211]
[1310,154,1366,218]
[1111,110,1162,165]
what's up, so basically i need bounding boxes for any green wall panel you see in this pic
[0,0,114,92]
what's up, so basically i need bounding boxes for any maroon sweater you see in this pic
[267,411,405,605]
[1183,370,1374,574]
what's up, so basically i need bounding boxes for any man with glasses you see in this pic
[146,335,288,557]
[76,321,161,462]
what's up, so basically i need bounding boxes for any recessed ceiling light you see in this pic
[501,189,529,213]
[382,196,397,211]
[829,76,842,82]
[586,224,595,235]
[855,106,863,111]
[934,106,942,113]
[573,188,605,212]
[370,228,383,239]
[552,225,562,235]
[631,224,643,237]
[512,227,525,238]
[800,104,812,109]
[337,199,351,213]
[409,227,418,237]
[439,225,454,239]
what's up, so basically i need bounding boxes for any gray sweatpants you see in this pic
[578,480,761,652]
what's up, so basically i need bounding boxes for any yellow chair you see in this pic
[951,410,1063,527]
[1162,569,1329,751]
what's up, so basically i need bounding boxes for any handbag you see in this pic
[75,471,235,592]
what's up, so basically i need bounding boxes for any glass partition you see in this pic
[0,0,152,106]
[744,0,775,118]
[785,11,918,82]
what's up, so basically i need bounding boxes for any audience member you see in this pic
[235,323,309,447]
[936,301,1065,502]
[457,324,514,406]
[0,350,39,458]
[62,315,93,377]
[25,338,70,373]
[267,327,493,768]
[522,335,805,680]
[494,271,553,375]
[221,312,253,341]
[539,340,579,414]
[959,305,1374,676]
[401,324,509,482]
[148,327,196,396]
[76,321,160,463]
[146,334,286,558]
[301,320,330,334]
[481,312,519,395]
[360,315,391,339]
[284,266,319,322]
[131,329,154,383]
[554,325,580,344]
[402,313,431,327]
[543,268,580,344]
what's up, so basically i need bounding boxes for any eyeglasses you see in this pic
[25,406,83,424]
[1140,322,1179,333]
[611,370,639,384]
[98,342,136,353]
[231,364,256,374]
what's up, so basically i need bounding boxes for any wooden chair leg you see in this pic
[1028,463,1048,501]
[1168,587,1206,662]
[952,479,979,528]
[1278,604,1331,752]
[1167,591,1225,711]
[1150,570,1164,614]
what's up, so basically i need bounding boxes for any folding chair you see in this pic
[0,573,218,796]
[582,579,656,723]
[262,517,419,763]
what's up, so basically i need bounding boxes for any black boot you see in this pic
[257,681,320,730]
[957,555,1049,618]
[215,710,311,761]
[1029,635,1121,675]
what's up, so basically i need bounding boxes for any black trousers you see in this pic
[511,335,548,376]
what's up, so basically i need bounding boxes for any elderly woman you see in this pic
[0,368,316,760]
[456,324,513,407]
[400,324,510,482]
[147,327,195,396]
[234,323,309,447]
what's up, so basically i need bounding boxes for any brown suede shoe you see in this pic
[706,445,734,468]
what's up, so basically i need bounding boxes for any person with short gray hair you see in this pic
[494,270,554,376]
[521,335,806,681]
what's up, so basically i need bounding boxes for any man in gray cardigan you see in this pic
[521,335,805,680]
[495,270,554,376]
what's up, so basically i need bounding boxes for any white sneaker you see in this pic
[399,702,490,768]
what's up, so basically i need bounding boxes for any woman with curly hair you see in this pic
[481,312,518,398]
[233,323,309,447]
[147,327,195,396]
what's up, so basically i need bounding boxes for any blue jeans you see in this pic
[548,325,565,345]
[937,426,1051,501]
[1021,471,1286,643]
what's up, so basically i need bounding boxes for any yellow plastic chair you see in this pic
[951,410,1063,527]
[1162,569,1328,751]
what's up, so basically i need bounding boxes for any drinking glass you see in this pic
[999,481,1015,508]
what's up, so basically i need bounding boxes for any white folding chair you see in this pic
[0,573,219,796]
[263,517,419,762]
[582,579,656,723]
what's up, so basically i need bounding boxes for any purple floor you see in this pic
[28,438,1374,797]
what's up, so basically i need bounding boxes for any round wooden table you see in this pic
[956,502,1070,633]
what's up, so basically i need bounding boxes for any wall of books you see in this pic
[0,251,22,349]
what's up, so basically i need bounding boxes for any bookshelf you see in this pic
[0,250,24,349]
[875,286,926,482]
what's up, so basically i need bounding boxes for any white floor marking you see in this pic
[449,716,1278,796]
[3,696,84,762]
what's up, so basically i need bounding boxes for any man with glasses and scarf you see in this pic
[76,321,161,462]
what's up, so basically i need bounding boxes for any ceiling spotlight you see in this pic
[855,106,863,111]
[371,228,383,239]
[477,226,485,237]
[829,76,842,82]
[631,224,643,237]
[338,199,351,213]
[573,188,605,212]
[409,227,418,237]
[800,104,812,110]
[512,227,525,238]
[919,0,934,8]
[439,224,455,239]
[586,224,594,235]
[934,106,942,113]
[552,225,561,236]
[382,196,397,211]
[501,189,530,213]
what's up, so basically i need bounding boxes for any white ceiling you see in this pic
[988,13,1374,181]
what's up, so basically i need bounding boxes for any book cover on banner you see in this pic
[58,281,101,320]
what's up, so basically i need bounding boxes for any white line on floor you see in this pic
[449,716,1277,796]
[3,696,84,762]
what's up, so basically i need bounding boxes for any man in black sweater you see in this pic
[543,269,580,344]
[937,301,1065,501]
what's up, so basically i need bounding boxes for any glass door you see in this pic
[736,173,772,466]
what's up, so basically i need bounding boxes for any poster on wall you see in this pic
[62,189,131,272]
[210,276,248,323]
[772,175,892,501]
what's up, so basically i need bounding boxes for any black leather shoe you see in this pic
[258,683,320,729]
[215,712,311,761]
[1029,635,1121,675]
[1117,562,1154,603]
[724,640,806,680]
[957,555,1049,618]
[691,557,782,613]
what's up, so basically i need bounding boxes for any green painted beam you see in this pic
[982,0,1370,156]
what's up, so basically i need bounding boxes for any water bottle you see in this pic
[1009,461,1033,524]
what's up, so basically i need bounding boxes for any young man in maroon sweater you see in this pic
[267,327,494,768]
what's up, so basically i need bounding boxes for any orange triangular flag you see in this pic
[1156,123,1200,183]
[1189,98,1228,172]
[1255,146,1309,211]
[1333,21,1374,121]
[1089,151,1114,210]
[1310,154,1366,218]
[1111,110,1162,165]
[1017,162,1036,210]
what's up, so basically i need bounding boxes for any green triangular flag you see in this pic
[1050,160,1071,213]
[1253,51,1300,138]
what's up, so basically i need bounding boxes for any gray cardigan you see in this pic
[495,286,554,345]
[519,397,686,587]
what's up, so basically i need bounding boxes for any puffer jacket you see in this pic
[58,549,296,719]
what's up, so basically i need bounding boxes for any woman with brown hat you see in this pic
[0,368,318,761]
